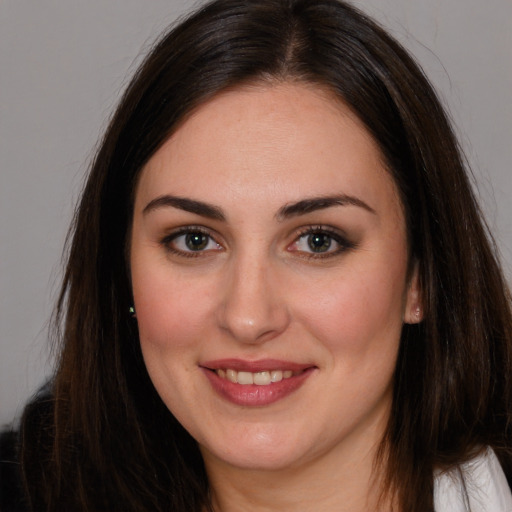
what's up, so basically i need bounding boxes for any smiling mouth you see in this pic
[214,368,301,385]
[201,361,315,406]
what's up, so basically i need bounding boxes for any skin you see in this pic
[130,82,421,512]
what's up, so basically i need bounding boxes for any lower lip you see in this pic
[201,368,315,406]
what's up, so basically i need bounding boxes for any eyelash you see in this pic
[160,226,221,259]
[160,225,355,259]
[290,225,356,259]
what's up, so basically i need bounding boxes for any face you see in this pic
[130,83,420,474]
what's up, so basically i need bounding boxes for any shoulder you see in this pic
[434,447,512,512]
[0,383,55,512]
[0,428,27,511]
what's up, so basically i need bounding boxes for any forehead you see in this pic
[135,82,401,219]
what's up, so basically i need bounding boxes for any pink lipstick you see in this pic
[201,359,316,406]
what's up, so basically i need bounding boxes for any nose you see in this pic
[216,254,291,344]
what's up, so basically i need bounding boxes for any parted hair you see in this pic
[19,0,512,510]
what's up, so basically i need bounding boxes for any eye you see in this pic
[303,232,333,253]
[288,227,354,257]
[162,228,222,256]
[182,232,211,251]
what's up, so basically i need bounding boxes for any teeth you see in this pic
[237,371,254,385]
[253,371,271,385]
[215,368,299,385]
[270,370,283,382]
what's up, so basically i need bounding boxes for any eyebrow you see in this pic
[143,195,226,221]
[142,193,375,222]
[276,194,376,220]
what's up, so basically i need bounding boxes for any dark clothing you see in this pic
[0,428,27,511]
[1,384,53,512]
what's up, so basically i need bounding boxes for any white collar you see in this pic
[434,447,512,512]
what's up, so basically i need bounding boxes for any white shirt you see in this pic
[434,448,512,511]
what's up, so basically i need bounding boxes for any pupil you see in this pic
[308,233,331,252]
[185,233,208,251]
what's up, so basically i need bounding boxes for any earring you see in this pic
[414,306,421,320]
[129,306,136,318]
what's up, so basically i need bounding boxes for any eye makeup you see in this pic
[160,225,223,258]
[159,223,357,261]
[288,225,357,260]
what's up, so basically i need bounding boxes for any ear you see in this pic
[404,262,423,324]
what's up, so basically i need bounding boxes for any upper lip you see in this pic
[201,358,315,372]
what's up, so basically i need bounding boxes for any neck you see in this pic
[202,435,394,512]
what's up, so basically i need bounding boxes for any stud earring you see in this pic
[129,306,136,318]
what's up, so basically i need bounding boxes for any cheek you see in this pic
[133,268,215,352]
[295,261,407,355]
[132,270,214,407]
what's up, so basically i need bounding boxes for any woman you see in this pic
[2,0,511,510]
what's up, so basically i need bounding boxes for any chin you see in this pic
[198,426,317,472]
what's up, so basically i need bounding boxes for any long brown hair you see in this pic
[20,0,512,510]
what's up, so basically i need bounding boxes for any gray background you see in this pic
[1,0,511,427]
